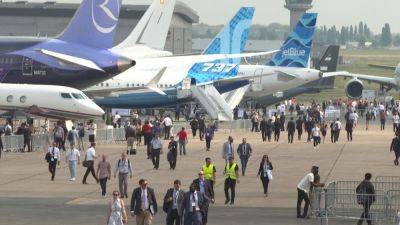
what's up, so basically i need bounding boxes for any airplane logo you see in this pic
[282,48,306,57]
[92,0,120,34]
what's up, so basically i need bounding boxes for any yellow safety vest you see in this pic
[225,163,237,180]
[202,164,214,181]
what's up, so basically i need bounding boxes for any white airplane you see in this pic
[0,84,104,120]
[323,64,400,99]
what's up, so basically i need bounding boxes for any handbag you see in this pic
[267,170,273,180]
[45,152,52,162]
[82,155,88,167]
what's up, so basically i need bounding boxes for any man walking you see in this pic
[260,118,267,142]
[222,136,234,163]
[237,138,252,176]
[287,117,296,143]
[65,143,80,181]
[47,142,60,181]
[163,180,185,225]
[97,154,111,197]
[177,127,188,156]
[390,133,400,165]
[193,171,214,225]
[224,157,240,205]
[150,135,163,170]
[296,117,303,141]
[202,158,216,190]
[334,118,342,143]
[356,173,376,225]
[115,152,133,198]
[82,142,99,184]
[130,179,158,225]
[162,115,173,140]
[182,183,206,225]
[125,123,137,154]
[198,116,206,141]
[204,124,214,151]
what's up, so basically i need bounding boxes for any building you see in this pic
[284,0,313,31]
[0,0,199,54]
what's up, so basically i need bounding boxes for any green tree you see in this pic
[381,23,392,47]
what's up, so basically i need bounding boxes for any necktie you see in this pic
[243,144,246,155]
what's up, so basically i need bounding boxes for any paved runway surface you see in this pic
[0,122,397,225]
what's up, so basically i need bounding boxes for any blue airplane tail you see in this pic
[57,0,122,49]
[187,7,255,84]
[267,13,317,68]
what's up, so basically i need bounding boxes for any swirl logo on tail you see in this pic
[92,0,120,34]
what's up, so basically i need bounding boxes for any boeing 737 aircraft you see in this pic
[0,0,135,89]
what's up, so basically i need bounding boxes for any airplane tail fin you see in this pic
[115,0,176,50]
[268,13,317,68]
[315,45,340,72]
[187,7,255,83]
[57,0,122,49]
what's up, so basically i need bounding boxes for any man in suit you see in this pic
[193,171,214,225]
[182,183,206,225]
[287,117,296,143]
[163,180,185,225]
[222,136,234,163]
[130,179,158,225]
[237,138,252,176]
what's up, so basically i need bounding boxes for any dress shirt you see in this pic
[141,188,149,211]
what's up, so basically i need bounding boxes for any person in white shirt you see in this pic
[82,142,99,184]
[162,115,173,140]
[66,143,80,181]
[114,152,133,198]
[47,142,61,181]
[334,118,342,143]
[393,112,400,133]
[297,166,324,219]
[311,124,321,149]
[88,120,97,143]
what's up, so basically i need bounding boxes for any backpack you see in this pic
[67,131,74,142]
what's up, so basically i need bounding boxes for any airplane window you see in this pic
[6,95,13,102]
[136,84,139,87]
[101,83,104,87]
[60,93,72,99]
[20,96,27,103]
[127,84,129,87]
[71,93,84,99]
[142,84,144,87]
[106,83,109,87]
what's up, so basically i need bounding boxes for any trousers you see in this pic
[118,173,128,198]
[68,160,77,179]
[99,177,108,196]
[166,209,181,225]
[82,160,99,183]
[48,159,58,180]
[224,178,236,203]
[151,148,161,169]
[297,188,310,218]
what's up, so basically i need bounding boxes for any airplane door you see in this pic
[251,69,263,92]
[22,57,33,76]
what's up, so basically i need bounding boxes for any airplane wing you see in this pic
[85,67,167,97]
[323,71,397,86]
[133,50,279,70]
[37,49,105,72]
[367,64,397,70]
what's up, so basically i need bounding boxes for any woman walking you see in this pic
[97,154,111,197]
[312,124,321,149]
[257,155,273,197]
[107,190,127,225]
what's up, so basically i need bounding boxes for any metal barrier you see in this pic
[376,176,400,183]
[330,181,400,193]
[31,133,53,151]
[2,135,24,152]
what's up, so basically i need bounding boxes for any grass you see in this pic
[296,48,400,102]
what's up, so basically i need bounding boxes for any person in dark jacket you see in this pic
[274,118,281,142]
[287,117,296,143]
[257,155,273,197]
[163,180,185,225]
[296,117,303,141]
[356,173,375,225]
[266,119,273,142]
[15,122,32,152]
[260,118,267,142]
[304,119,313,142]
[192,171,214,225]
[280,112,286,131]
[390,133,400,165]
[182,183,206,225]
[167,136,178,170]
[198,116,206,141]
[345,120,354,141]
[190,118,199,138]
[130,179,158,225]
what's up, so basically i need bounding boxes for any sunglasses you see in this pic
[113,193,119,196]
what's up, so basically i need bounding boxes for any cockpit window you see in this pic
[71,93,84,99]
[61,93,72,99]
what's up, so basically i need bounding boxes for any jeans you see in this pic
[166,209,181,225]
[297,129,302,140]
[48,159,57,180]
[313,136,320,147]
[164,126,171,139]
[297,188,310,218]
[99,177,108,196]
[240,156,249,176]
[274,131,280,142]
[260,175,270,194]
[288,132,294,143]
[224,178,236,203]
[68,160,77,179]
[151,148,161,169]
[359,202,372,225]
[179,141,186,155]
[118,173,129,198]
[347,130,353,141]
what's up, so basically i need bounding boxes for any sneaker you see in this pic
[224,200,229,205]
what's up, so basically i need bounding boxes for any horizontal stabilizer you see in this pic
[368,64,397,70]
[37,49,104,72]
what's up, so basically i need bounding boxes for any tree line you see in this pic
[193,22,400,47]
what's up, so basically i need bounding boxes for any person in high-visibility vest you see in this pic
[223,157,240,205]
[202,158,216,189]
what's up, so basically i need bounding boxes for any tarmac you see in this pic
[0,121,397,225]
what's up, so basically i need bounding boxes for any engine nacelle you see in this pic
[345,79,364,99]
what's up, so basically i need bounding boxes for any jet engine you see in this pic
[345,78,363,99]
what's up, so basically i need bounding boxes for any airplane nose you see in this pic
[85,101,105,117]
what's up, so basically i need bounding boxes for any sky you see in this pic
[6,0,400,33]
[182,0,400,33]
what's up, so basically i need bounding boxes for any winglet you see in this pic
[147,67,168,95]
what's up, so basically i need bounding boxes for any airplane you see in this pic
[0,0,136,89]
[0,83,104,120]
[323,63,400,99]
[93,12,337,120]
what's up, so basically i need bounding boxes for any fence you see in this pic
[316,179,400,225]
